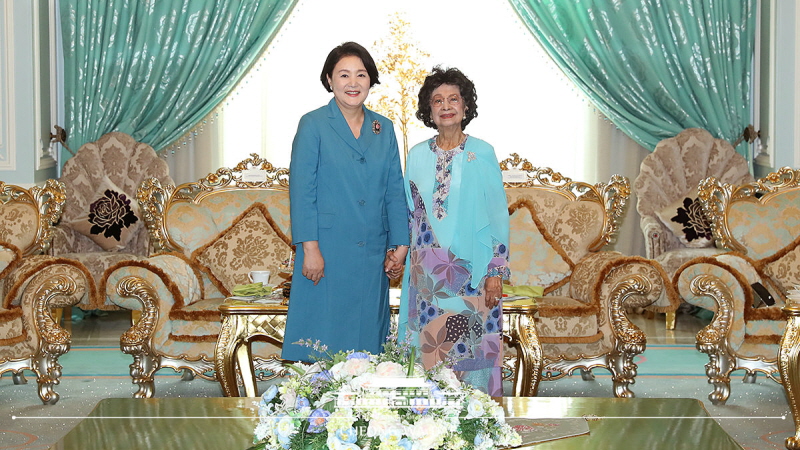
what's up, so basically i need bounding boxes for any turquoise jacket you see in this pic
[283,98,409,361]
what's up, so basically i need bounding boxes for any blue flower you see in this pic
[421,222,427,232]
[423,231,432,243]
[310,370,332,383]
[307,408,330,433]
[410,399,429,415]
[498,243,507,254]
[486,320,497,333]
[261,384,278,403]
[398,438,413,450]
[295,396,310,409]
[346,352,370,360]
[335,427,358,444]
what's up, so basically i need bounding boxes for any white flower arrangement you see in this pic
[249,337,521,450]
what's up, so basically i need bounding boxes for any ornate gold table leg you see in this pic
[780,295,800,449]
[505,309,542,397]
[236,341,259,397]
[215,314,242,397]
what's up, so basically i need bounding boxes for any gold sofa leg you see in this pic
[33,274,81,405]
[781,294,800,450]
[116,276,161,398]
[608,274,651,399]
[665,311,676,330]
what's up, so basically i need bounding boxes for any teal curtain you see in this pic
[508,0,756,154]
[60,0,297,162]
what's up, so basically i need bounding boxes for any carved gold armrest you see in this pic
[570,251,665,310]
[105,253,203,311]
[19,262,88,404]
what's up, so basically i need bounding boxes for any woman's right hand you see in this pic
[301,241,325,285]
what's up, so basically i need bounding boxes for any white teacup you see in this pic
[249,270,271,286]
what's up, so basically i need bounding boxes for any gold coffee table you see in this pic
[215,297,542,397]
[51,396,743,449]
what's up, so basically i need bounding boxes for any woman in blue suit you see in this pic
[282,42,409,362]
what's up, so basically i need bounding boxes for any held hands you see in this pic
[301,241,325,285]
[384,246,408,279]
[484,276,503,308]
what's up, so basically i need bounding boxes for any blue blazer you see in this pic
[284,98,409,360]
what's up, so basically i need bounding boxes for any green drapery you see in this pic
[508,0,756,155]
[60,0,297,162]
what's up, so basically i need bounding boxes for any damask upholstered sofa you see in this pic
[501,154,671,398]
[50,132,172,312]
[634,128,753,328]
[675,167,799,405]
[104,155,293,397]
[0,181,90,404]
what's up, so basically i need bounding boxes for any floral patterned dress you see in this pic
[399,136,510,396]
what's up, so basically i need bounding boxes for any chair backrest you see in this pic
[500,153,629,289]
[0,180,65,256]
[635,128,753,254]
[700,167,800,260]
[59,132,172,254]
[138,154,292,295]
[635,128,752,220]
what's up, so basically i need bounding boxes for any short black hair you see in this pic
[320,42,380,92]
[416,66,478,130]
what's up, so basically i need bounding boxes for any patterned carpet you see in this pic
[0,314,795,450]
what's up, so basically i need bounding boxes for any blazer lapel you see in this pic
[326,99,362,154]
[359,109,378,154]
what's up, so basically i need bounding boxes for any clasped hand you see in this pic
[384,246,408,279]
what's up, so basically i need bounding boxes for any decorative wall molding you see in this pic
[0,1,18,172]
[34,0,55,171]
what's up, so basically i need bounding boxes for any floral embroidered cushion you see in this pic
[507,199,571,288]
[191,203,292,297]
[67,176,140,251]
[655,193,713,248]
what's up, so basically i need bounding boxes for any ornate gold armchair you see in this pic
[675,168,800,405]
[0,181,90,404]
[104,155,293,397]
[634,128,753,328]
[501,154,670,398]
[50,132,173,311]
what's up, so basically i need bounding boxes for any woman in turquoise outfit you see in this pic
[283,42,409,362]
[399,67,510,396]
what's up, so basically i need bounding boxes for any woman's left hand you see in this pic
[484,276,503,308]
